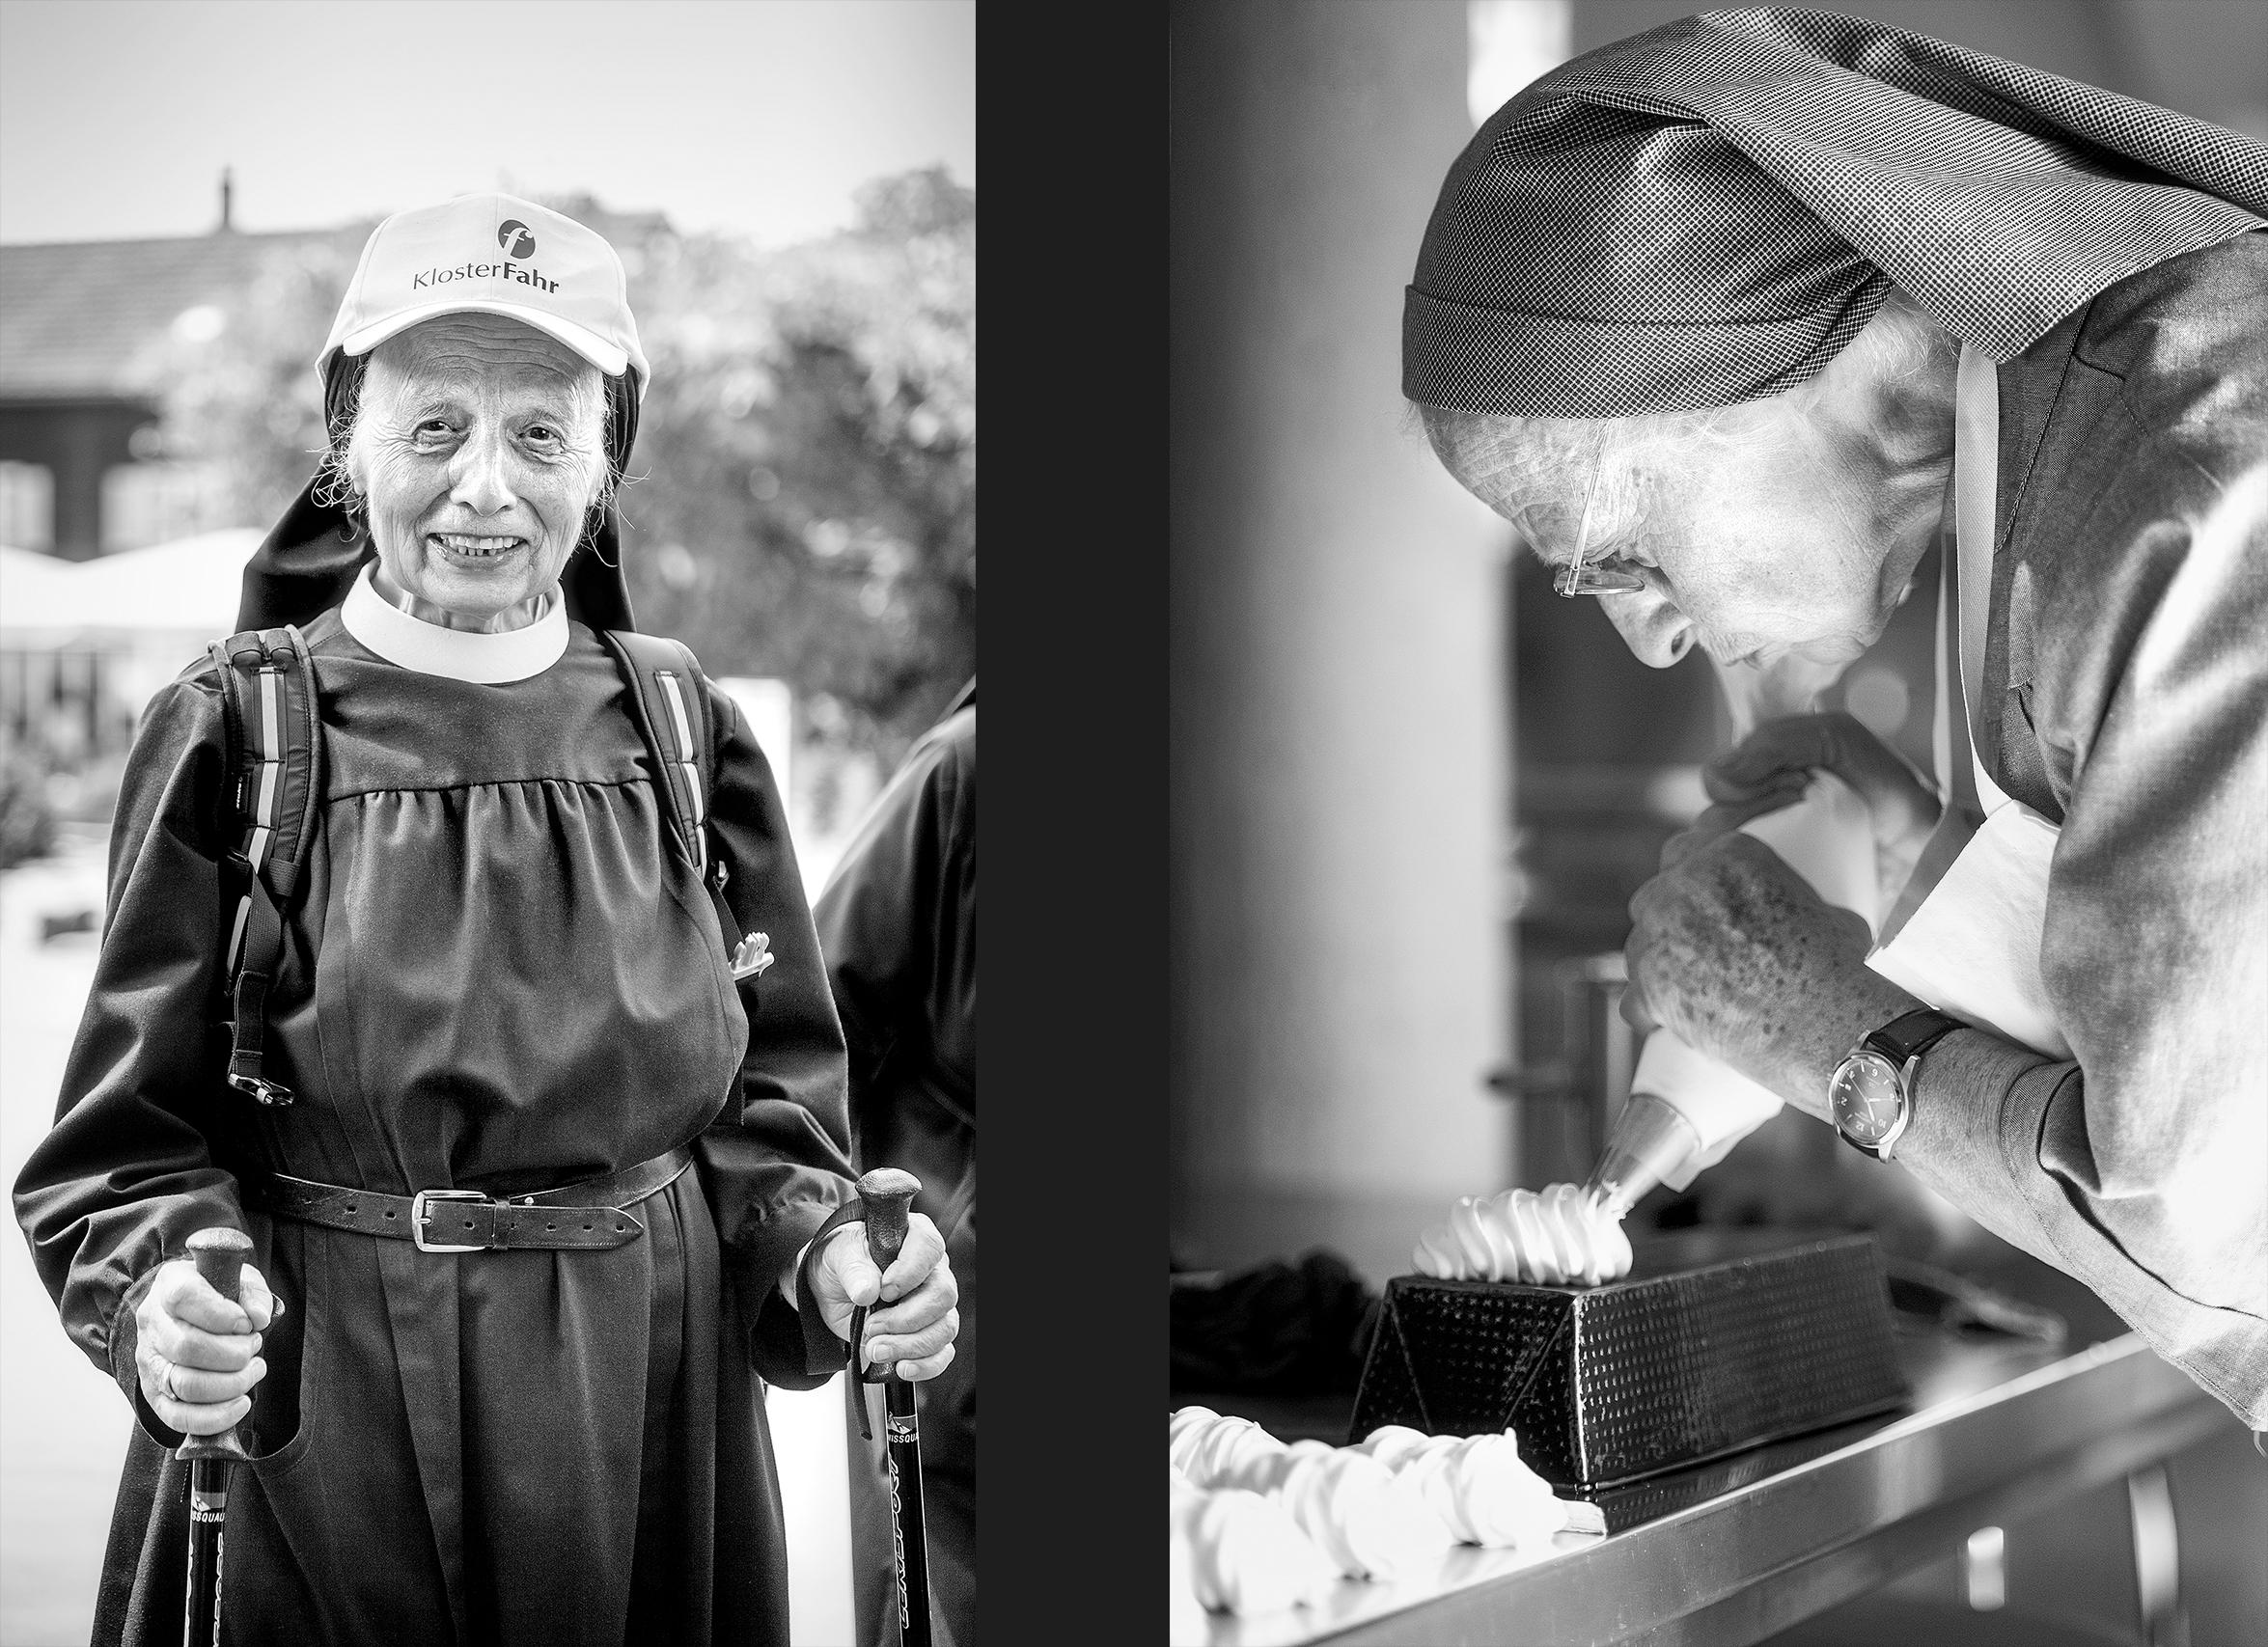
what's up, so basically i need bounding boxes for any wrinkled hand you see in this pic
[1703,712,1940,910]
[134,1255,279,1436]
[803,1213,959,1382]
[1624,831,1919,1120]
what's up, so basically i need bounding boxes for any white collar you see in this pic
[340,562,569,684]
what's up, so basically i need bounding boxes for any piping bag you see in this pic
[1587,655,1879,1218]
[1586,771,1878,1214]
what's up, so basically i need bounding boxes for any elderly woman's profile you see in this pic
[1405,11,2266,1433]
[13,193,959,1646]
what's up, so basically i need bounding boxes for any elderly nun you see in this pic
[14,194,958,1646]
[1406,10,2267,1431]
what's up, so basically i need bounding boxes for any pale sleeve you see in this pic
[1895,458,2268,1428]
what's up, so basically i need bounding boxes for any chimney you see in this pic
[218,166,234,233]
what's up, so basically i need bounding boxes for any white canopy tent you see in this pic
[0,530,259,647]
[1,532,264,762]
[0,544,96,645]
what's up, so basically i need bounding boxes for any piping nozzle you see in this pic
[1583,1092,1704,1220]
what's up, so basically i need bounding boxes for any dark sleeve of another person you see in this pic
[812,706,978,1180]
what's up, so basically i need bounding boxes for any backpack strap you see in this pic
[597,631,768,983]
[599,630,714,873]
[208,624,323,1106]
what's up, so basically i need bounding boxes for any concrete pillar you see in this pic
[1170,0,1512,1280]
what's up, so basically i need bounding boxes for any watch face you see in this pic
[1831,1052,1904,1144]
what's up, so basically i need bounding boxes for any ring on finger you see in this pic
[157,1359,180,1403]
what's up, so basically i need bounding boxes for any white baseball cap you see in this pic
[318,192,649,397]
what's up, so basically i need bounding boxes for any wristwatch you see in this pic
[1828,1008,1963,1161]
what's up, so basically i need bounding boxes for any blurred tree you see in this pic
[150,170,977,778]
[148,237,360,533]
[622,167,977,771]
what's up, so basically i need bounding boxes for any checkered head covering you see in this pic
[1404,7,2268,417]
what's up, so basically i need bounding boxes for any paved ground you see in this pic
[0,830,852,1646]
[1,827,126,1647]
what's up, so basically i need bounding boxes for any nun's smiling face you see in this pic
[347,313,608,633]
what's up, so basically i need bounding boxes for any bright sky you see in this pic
[0,0,974,247]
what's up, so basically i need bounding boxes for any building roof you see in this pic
[1,200,672,403]
[0,226,372,401]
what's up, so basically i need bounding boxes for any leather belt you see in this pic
[247,1145,696,1252]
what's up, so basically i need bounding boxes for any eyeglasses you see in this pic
[1553,446,1649,599]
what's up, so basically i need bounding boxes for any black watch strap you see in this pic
[1866,1007,1963,1065]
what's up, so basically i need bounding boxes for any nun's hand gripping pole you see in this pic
[846,1167,933,1647]
[175,1227,256,1647]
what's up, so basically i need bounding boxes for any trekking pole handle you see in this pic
[187,1227,253,1307]
[855,1167,920,1275]
[176,1228,257,1467]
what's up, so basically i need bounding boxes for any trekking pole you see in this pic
[847,1169,933,1647]
[176,1227,255,1647]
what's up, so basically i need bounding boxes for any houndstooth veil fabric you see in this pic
[1403,6,2268,417]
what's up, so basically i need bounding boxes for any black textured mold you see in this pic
[1348,1229,1910,1488]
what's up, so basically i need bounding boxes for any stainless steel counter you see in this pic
[1196,1329,2226,1646]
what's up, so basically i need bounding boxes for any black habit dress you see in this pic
[13,571,854,1647]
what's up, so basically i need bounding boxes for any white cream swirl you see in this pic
[1354,1425,1604,1547]
[1170,1409,1452,1581]
[1171,1468,1336,1617]
[1170,1406,1290,1494]
[1410,1182,1632,1285]
[1271,1441,1451,1580]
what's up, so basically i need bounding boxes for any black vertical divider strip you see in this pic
[982,8,1165,1645]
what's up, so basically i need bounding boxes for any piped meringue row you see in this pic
[1171,1406,1291,1494]
[1354,1425,1607,1546]
[1171,1468,1337,1617]
[1170,1408,1452,1580]
[1411,1182,1634,1285]
[1272,1441,1451,1579]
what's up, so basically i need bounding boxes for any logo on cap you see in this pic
[498,220,537,260]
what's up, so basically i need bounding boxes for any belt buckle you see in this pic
[411,1189,488,1252]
